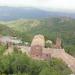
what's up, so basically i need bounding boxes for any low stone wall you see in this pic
[43,48,65,58]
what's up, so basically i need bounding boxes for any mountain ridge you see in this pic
[0,6,75,21]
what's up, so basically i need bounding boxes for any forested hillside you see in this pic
[0,17,75,56]
[0,24,17,36]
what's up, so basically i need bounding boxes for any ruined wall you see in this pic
[30,45,42,58]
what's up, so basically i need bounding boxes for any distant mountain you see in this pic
[0,6,75,21]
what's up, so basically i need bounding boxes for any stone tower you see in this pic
[55,36,62,49]
[30,34,45,58]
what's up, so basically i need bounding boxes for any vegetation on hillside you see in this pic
[0,24,19,36]
[0,46,72,75]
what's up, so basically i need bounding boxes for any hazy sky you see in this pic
[0,0,75,12]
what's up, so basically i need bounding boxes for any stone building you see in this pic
[30,34,62,60]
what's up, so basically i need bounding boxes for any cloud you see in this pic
[0,0,75,12]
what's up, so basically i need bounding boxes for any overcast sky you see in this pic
[0,0,75,12]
